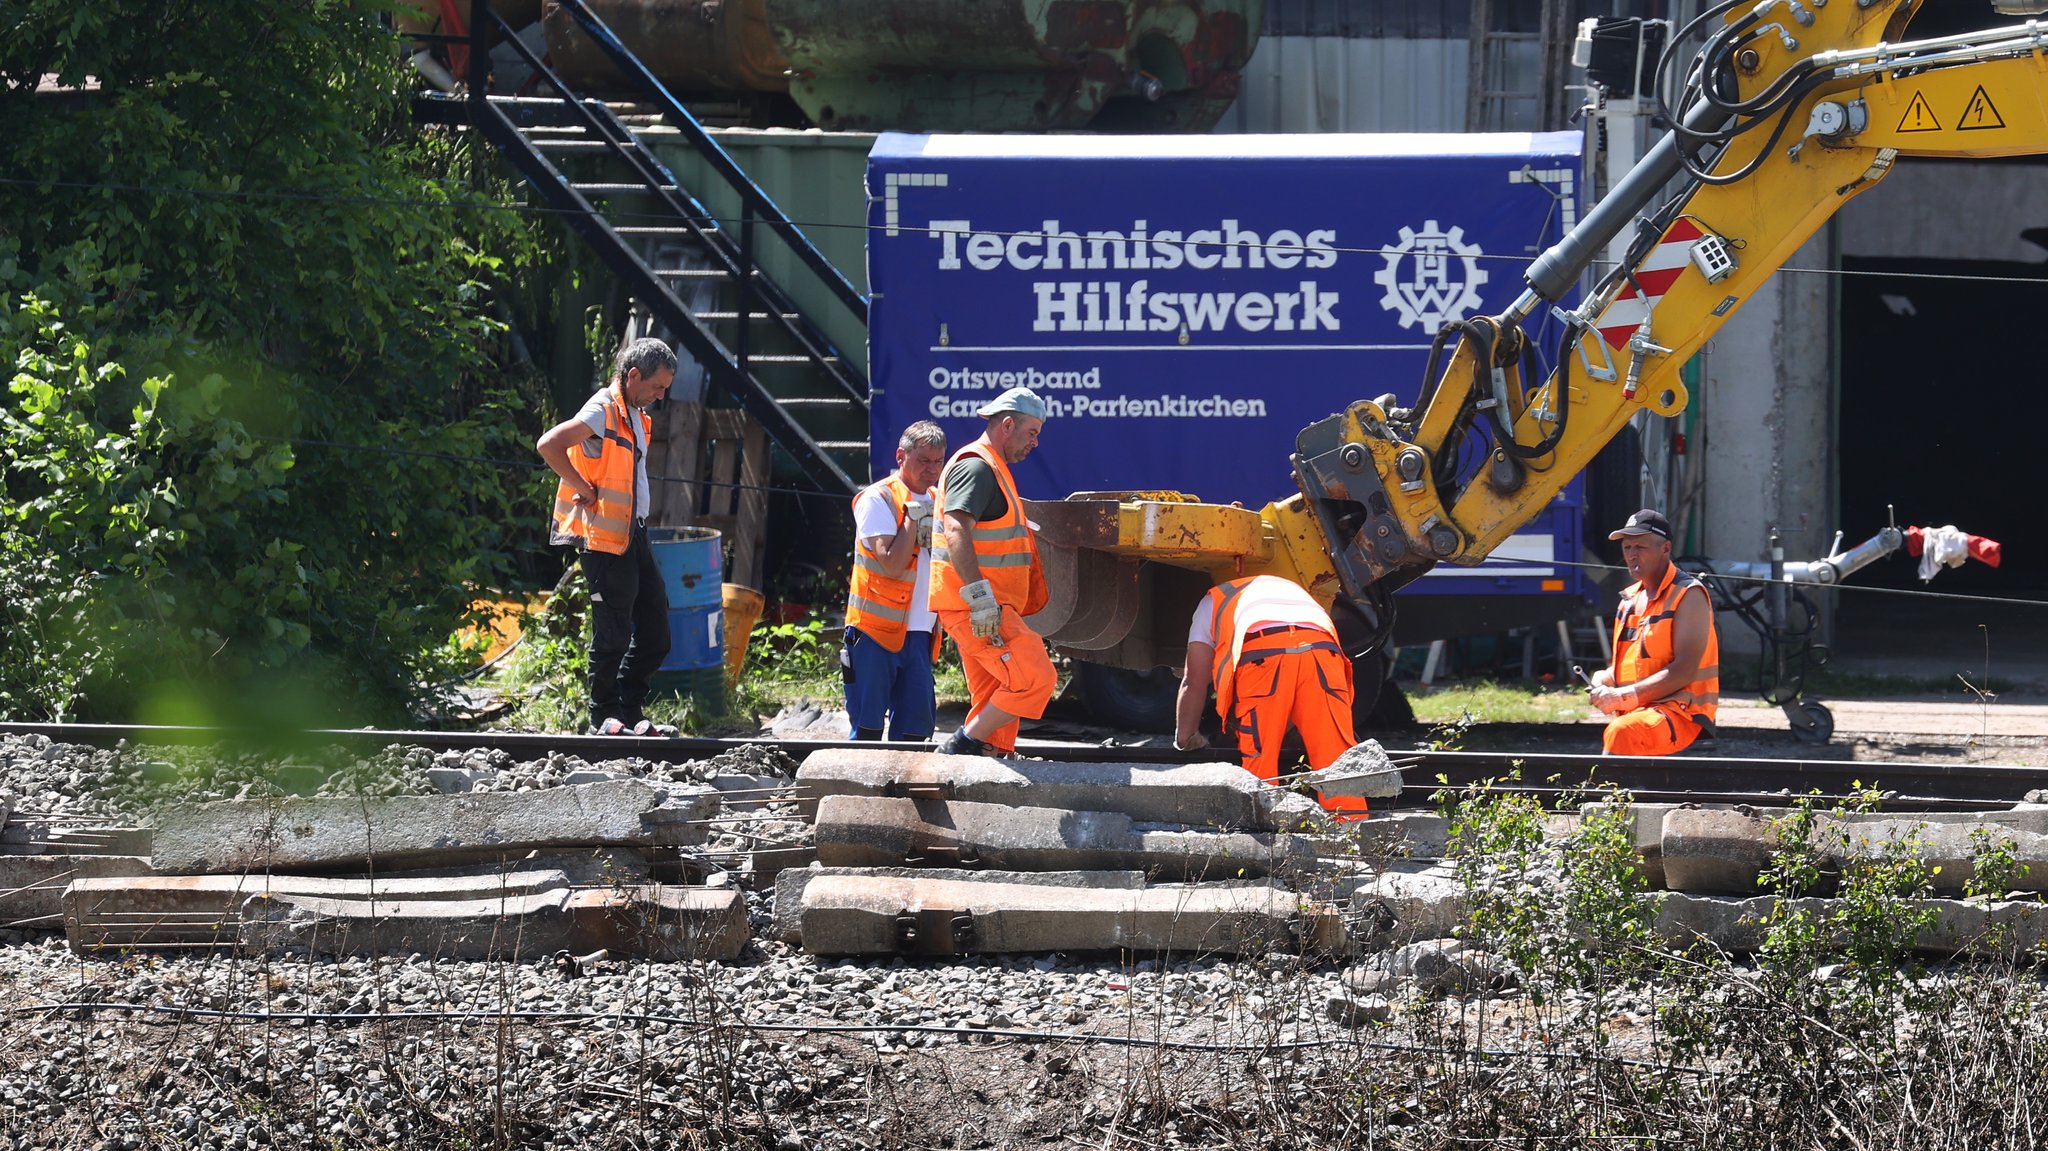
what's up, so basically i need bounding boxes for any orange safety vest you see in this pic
[1612,563,1720,722]
[929,440,1047,616]
[846,474,938,655]
[549,385,649,556]
[1203,575,1344,722]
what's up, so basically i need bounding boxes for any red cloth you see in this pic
[1905,526,2002,569]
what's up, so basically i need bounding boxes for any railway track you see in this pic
[6,722,2044,811]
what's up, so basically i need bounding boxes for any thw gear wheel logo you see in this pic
[1374,221,1489,331]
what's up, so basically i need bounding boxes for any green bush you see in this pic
[0,1,557,722]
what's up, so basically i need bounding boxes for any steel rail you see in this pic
[5,723,2043,809]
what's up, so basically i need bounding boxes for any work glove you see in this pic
[959,578,1003,639]
[905,496,934,549]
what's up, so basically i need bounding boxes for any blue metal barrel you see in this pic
[646,526,726,703]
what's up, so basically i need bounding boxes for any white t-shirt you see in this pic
[854,483,936,633]
[1187,591,1333,648]
[576,389,649,518]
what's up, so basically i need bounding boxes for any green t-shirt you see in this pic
[941,456,1007,522]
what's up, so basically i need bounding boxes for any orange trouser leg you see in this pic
[935,606,1056,754]
[1229,649,1369,819]
[1602,704,1701,756]
[1293,647,1369,821]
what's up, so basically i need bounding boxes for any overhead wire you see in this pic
[5,174,2048,290]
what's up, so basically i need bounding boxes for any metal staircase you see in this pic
[422,0,869,496]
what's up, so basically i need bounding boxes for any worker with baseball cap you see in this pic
[929,387,1055,757]
[1587,508,1721,755]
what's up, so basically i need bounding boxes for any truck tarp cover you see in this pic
[866,131,1587,598]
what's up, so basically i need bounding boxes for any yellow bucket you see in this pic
[721,583,767,684]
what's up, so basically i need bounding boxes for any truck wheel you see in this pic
[1075,661,1179,734]
[1353,651,1415,731]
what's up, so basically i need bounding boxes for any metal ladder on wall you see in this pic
[417,0,869,497]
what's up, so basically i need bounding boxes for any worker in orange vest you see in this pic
[537,337,678,736]
[844,420,948,740]
[1588,508,1721,755]
[930,387,1055,757]
[1172,574,1371,820]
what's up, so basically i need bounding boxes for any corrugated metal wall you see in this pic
[1220,0,1679,134]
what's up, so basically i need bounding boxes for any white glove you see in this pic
[905,497,934,549]
[959,578,1002,639]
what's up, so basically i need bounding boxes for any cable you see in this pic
[0,999,1714,1073]
[1470,551,2048,609]
[9,173,2048,292]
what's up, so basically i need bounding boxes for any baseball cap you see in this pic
[1608,508,1673,541]
[976,386,1048,421]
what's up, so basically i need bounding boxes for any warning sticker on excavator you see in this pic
[1897,91,1941,133]
[1958,85,2005,131]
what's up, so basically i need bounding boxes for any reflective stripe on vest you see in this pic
[1612,565,1721,721]
[929,440,1044,615]
[846,474,925,653]
[1204,575,1341,722]
[549,385,647,556]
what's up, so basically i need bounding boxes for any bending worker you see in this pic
[1172,574,1370,819]
[930,387,1055,758]
[536,336,678,737]
[843,421,948,741]
[1587,508,1721,756]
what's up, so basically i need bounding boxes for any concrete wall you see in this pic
[1693,228,1836,654]
[1837,159,2048,262]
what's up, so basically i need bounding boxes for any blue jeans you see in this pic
[843,626,936,740]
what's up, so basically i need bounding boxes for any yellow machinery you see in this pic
[1026,0,2048,699]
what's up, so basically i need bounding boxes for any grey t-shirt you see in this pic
[576,389,649,517]
[940,455,1006,522]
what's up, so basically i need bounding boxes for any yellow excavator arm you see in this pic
[1312,0,2048,598]
[1029,0,2048,674]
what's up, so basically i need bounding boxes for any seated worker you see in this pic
[1171,574,1370,820]
[844,421,949,741]
[1588,508,1721,755]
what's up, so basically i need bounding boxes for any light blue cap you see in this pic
[976,386,1048,421]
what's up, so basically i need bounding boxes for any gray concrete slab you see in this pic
[1661,807,2048,895]
[795,748,1320,831]
[1654,891,2048,958]
[0,855,152,925]
[63,870,574,952]
[813,795,1315,879]
[238,884,747,961]
[149,781,716,874]
[773,866,1147,944]
[795,874,1349,958]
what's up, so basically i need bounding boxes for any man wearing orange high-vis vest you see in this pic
[844,420,948,741]
[931,387,1055,758]
[1172,575,1371,820]
[1587,508,1721,756]
[537,337,678,737]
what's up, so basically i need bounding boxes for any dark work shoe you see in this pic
[591,716,632,736]
[936,730,990,757]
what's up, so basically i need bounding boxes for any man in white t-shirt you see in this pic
[843,421,948,739]
[1172,574,1370,819]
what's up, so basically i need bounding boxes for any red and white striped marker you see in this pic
[1595,218,1705,350]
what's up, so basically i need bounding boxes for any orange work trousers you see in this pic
[935,605,1056,754]
[1602,703,1706,756]
[1226,643,1370,820]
